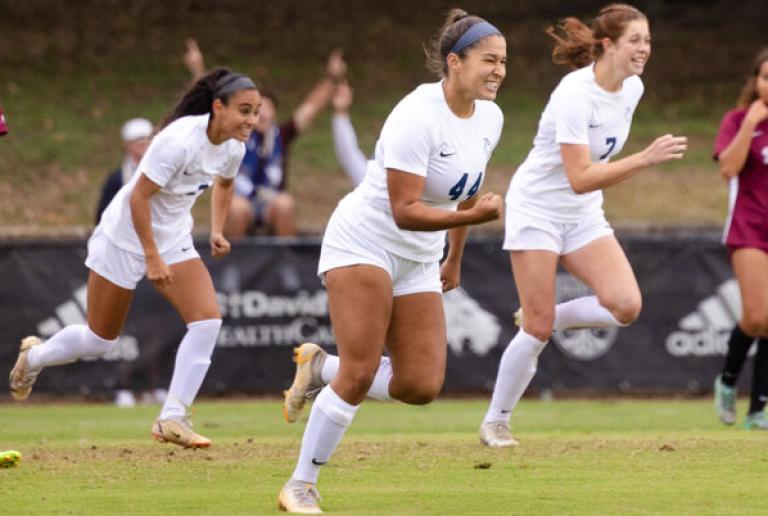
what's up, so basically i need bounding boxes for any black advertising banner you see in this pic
[0,233,747,397]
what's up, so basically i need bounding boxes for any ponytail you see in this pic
[546,18,595,70]
[547,3,646,69]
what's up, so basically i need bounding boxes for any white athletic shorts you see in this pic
[318,214,442,297]
[85,227,200,290]
[503,209,614,255]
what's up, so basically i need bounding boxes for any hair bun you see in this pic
[446,8,469,26]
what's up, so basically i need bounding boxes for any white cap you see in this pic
[121,118,153,142]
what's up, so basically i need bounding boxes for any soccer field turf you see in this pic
[1,399,765,514]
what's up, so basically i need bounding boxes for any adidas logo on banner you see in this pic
[551,273,618,361]
[666,278,750,357]
[36,284,139,361]
[443,287,501,356]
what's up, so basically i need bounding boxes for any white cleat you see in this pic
[278,479,323,514]
[151,417,211,449]
[283,343,327,423]
[9,336,42,401]
[479,420,519,448]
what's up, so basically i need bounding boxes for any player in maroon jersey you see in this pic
[0,103,8,137]
[713,47,768,430]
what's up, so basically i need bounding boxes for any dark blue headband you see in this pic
[450,21,502,55]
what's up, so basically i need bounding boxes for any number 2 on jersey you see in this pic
[599,137,617,160]
[449,172,483,201]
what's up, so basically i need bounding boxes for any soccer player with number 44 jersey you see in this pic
[278,8,505,513]
[480,3,687,448]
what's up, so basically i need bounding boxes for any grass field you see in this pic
[1,398,766,514]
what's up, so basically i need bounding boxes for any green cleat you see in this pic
[744,412,768,430]
[714,375,737,425]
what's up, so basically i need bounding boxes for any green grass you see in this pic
[1,399,766,514]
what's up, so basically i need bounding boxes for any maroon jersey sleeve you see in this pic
[0,104,8,137]
[713,109,745,161]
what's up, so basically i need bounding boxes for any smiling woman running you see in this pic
[10,68,260,449]
[479,4,687,447]
[277,9,506,513]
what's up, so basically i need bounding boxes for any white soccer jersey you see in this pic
[508,65,644,222]
[325,82,503,263]
[99,114,245,255]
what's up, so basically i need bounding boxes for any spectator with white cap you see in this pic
[95,118,154,224]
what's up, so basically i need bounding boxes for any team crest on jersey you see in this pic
[550,273,619,361]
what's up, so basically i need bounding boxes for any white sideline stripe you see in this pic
[56,300,86,327]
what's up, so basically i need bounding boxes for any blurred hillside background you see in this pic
[1,0,766,235]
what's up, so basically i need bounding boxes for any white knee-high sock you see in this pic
[159,319,221,421]
[26,324,115,370]
[366,357,393,402]
[554,295,622,331]
[483,329,547,424]
[320,355,338,384]
[321,355,393,402]
[293,386,359,484]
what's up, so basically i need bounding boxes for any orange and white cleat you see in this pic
[151,417,211,448]
[278,479,323,514]
[479,420,519,448]
[283,343,327,423]
[9,336,42,401]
